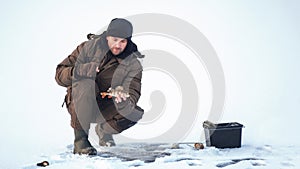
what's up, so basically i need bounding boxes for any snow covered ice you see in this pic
[21,143,300,169]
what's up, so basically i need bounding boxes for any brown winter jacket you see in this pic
[55,32,144,118]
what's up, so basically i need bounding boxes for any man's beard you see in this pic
[111,47,123,55]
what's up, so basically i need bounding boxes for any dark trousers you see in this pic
[66,79,143,134]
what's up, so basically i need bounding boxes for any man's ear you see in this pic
[106,36,110,41]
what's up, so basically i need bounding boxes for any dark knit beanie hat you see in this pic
[106,18,133,39]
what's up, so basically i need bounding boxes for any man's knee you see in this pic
[103,106,144,133]
[72,79,98,98]
[114,114,137,132]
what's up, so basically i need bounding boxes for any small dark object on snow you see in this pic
[37,161,49,167]
[194,143,204,150]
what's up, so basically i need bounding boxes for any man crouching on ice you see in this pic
[55,18,144,155]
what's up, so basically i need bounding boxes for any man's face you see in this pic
[106,36,128,55]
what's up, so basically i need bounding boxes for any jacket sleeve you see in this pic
[127,68,142,105]
[113,59,143,117]
[55,42,86,87]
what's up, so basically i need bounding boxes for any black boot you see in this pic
[73,129,97,155]
[95,124,116,147]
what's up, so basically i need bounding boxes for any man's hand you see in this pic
[100,86,130,103]
[114,91,128,103]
